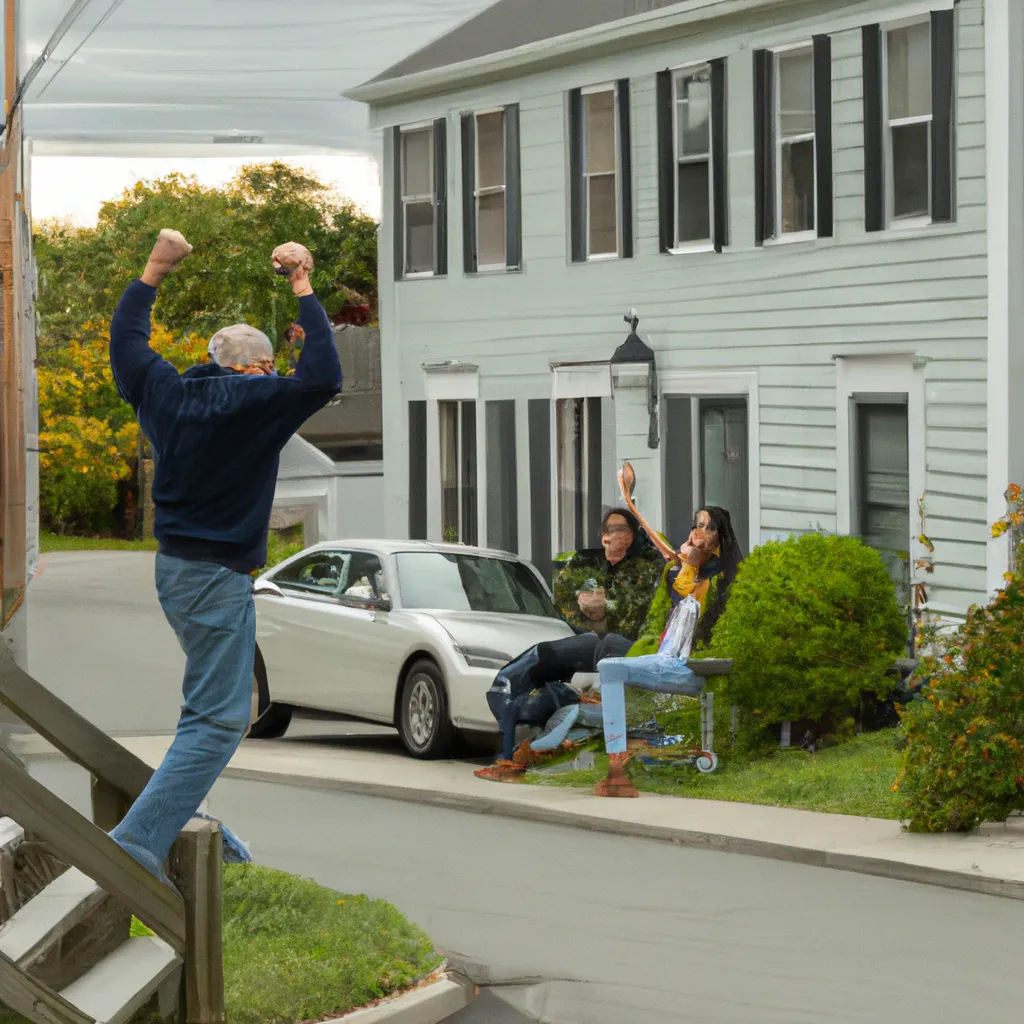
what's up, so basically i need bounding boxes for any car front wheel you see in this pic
[398,659,455,759]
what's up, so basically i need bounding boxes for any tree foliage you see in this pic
[35,162,378,353]
[709,533,908,734]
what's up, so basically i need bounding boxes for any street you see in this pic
[21,553,1024,1023]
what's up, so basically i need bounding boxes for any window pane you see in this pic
[477,191,506,266]
[888,21,931,121]
[677,160,711,243]
[588,173,618,256]
[555,398,581,555]
[891,121,930,218]
[440,402,459,541]
[778,49,814,137]
[584,89,616,174]
[780,138,815,233]
[476,110,506,189]
[676,70,710,156]
[700,402,749,556]
[405,201,434,274]
[857,403,911,603]
[401,129,432,197]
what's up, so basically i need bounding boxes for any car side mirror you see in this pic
[253,579,284,598]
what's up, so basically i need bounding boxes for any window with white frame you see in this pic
[776,45,816,236]
[675,66,712,245]
[401,127,436,275]
[461,104,522,273]
[394,118,447,278]
[439,399,478,545]
[568,80,633,262]
[753,38,833,243]
[862,11,955,230]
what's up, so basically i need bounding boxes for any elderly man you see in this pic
[107,229,341,885]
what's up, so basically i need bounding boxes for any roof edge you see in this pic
[345,0,800,105]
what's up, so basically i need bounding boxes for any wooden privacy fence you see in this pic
[0,654,223,1024]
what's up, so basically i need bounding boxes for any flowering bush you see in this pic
[897,487,1024,832]
[39,322,208,533]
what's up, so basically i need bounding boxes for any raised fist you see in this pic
[148,229,192,270]
[271,242,313,276]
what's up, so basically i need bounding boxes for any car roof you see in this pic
[303,539,522,560]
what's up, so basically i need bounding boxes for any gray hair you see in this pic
[207,324,274,367]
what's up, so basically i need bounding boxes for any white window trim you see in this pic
[659,370,760,555]
[581,82,621,261]
[773,42,817,239]
[400,123,436,278]
[882,16,934,229]
[834,355,924,545]
[423,368,483,544]
[672,63,714,250]
[474,107,507,272]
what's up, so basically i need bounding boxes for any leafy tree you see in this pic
[34,162,378,353]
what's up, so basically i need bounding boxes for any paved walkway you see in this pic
[21,731,1019,901]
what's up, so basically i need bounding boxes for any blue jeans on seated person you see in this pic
[110,553,255,885]
[597,655,703,755]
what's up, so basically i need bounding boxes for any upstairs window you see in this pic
[392,119,448,279]
[568,81,633,261]
[656,61,728,253]
[754,37,834,243]
[461,104,522,273]
[862,11,956,230]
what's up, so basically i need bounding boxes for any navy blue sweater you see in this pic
[110,280,342,573]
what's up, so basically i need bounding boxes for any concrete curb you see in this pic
[331,972,475,1023]
[220,765,1024,903]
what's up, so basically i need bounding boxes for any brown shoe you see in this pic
[474,760,527,782]
[594,752,639,798]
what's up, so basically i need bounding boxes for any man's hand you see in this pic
[141,229,192,287]
[577,588,607,621]
[272,242,314,298]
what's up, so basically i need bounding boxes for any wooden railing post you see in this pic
[90,775,133,833]
[172,819,224,1024]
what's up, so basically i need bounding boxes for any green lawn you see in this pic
[40,532,158,553]
[529,728,903,820]
[0,865,443,1024]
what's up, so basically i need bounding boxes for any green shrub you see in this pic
[708,533,907,736]
[897,568,1024,832]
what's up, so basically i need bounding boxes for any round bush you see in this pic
[708,533,908,730]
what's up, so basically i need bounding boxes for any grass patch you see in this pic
[530,728,903,820]
[6,865,442,1024]
[40,532,159,553]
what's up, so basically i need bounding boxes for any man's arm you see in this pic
[273,242,342,396]
[109,230,191,408]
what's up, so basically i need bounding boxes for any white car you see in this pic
[249,539,575,757]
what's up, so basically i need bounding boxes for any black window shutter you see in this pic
[616,79,633,259]
[710,58,728,252]
[568,88,586,262]
[408,401,427,539]
[433,117,448,275]
[931,8,955,223]
[392,127,404,280]
[656,70,674,253]
[813,35,833,238]
[461,114,477,274]
[862,24,884,232]
[753,49,773,243]
[527,399,552,583]
[504,103,522,270]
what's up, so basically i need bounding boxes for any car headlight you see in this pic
[458,646,513,670]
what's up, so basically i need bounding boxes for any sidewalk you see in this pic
[17,731,1024,901]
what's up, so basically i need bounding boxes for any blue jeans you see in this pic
[111,554,255,884]
[598,655,703,755]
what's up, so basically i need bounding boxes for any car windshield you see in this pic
[395,552,560,618]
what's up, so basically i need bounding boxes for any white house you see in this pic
[347,0,1024,618]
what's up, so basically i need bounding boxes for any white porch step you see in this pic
[0,868,104,964]
[60,935,182,1024]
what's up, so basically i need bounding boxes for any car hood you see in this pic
[421,610,575,661]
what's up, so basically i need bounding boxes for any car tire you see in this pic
[398,659,455,759]
[247,652,293,740]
